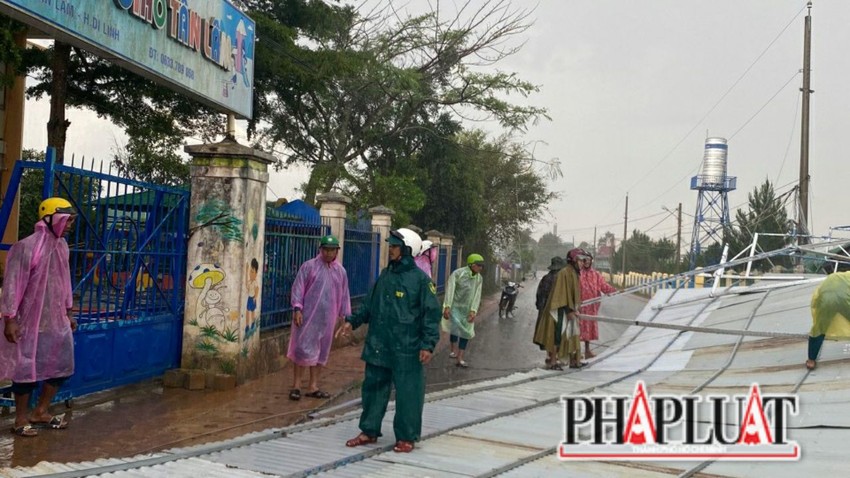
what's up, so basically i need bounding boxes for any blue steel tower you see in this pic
[689,138,736,269]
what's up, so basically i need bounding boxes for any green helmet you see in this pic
[320,235,340,248]
[467,253,485,266]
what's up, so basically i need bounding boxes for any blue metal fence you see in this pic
[436,246,448,293]
[0,148,189,402]
[343,220,380,302]
[260,209,329,332]
[451,248,459,271]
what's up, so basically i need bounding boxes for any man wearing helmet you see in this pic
[287,235,351,401]
[534,248,585,369]
[415,240,438,279]
[0,197,77,436]
[337,228,441,453]
[442,253,485,367]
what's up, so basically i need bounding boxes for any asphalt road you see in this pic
[425,272,647,391]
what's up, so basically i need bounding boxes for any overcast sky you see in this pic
[21,0,849,251]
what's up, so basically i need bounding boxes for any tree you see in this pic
[251,0,547,203]
[612,229,677,274]
[724,179,792,272]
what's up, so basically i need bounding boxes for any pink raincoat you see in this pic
[0,215,75,382]
[287,254,351,366]
[414,247,437,280]
[579,267,617,341]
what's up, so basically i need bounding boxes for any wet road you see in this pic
[425,273,647,391]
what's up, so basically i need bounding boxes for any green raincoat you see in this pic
[533,263,582,359]
[441,266,483,340]
[810,272,850,339]
[346,254,441,442]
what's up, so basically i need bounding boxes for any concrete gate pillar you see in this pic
[442,234,454,279]
[183,138,275,383]
[369,206,394,270]
[316,192,351,264]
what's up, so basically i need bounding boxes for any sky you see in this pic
[20,0,850,253]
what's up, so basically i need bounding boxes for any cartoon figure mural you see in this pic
[244,258,260,338]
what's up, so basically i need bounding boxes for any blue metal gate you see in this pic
[0,149,188,401]
[343,219,380,303]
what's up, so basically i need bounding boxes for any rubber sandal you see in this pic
[345,433,377,447]
[449,352,457,358]
[456,360,468,368]
[393,440,415,453]
[11,424,37,437]
[569,362,588,369]
[548,363,564,371]
[305,390,330,399]
[289,389,301,401]
[806,360,816,370]
[30,415,68,430]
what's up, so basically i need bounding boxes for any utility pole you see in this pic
[798,1,813,244]
[621,194,628,275]
[676,202,682,267]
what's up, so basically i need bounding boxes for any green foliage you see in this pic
[724,179,792,272]
[612,229,678,274]
[219,359,237,375]
[196,339,219,355]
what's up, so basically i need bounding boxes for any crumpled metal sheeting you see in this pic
[315,460,468,477]
[497,454,688,477]
[0,456,169,478]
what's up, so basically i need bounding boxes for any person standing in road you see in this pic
[578,252,617,358]
[535,248,584,369]
[534,256,565,369]
[338,228,441,453]
[0,198,78,437]
[442,254,485,368]
[287,235,351,401]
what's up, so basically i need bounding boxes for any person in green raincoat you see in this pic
[533,248,585,369]
[442,254,485,368]
[806,271,850,370]
[337,228,441,453]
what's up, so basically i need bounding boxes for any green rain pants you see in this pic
[359,362,425,442]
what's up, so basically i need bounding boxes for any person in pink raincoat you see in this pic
[414,240,438,280]
[578,251,617,358]
[287,235,351,401]
[0,197,78,437]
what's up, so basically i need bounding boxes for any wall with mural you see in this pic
[183,144,272,380]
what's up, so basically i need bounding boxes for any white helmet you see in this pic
[418,240,434,256]
[391,228,423,256]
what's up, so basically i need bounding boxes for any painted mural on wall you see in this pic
[187,263,239,354]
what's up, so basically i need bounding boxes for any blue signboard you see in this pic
[0,0,255,119]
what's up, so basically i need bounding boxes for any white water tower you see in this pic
[689,137,737,269]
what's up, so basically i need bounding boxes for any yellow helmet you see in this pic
[38,197,75,220]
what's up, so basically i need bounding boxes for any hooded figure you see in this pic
[806,272,850,370]
[287,234,351,400]
[0,197,77,436]
[533,248,584,368]
[340,228,441,453]
[415,240,438,279]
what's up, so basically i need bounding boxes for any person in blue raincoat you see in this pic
[442,254,484,367]
[337,228,441,453]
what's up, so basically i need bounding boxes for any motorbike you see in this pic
[499,281,522,318]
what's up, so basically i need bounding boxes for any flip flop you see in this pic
[345,433,377,447]
[393,440,415,453]
[289,389,301,401]
[11,424,37,437]
[304,390,331,399]
[30,415,68,430]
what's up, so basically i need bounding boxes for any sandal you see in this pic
[456,360,468,368]
[806,359,816,370]
[305,390,331,399]
[393,440,415,453]
[569,362,587,369]
[11,424,37,437]
[30,415,68,430]
[548,363,564,371]
[449,352,457,358]
[345,433,378,447]
[289,389,301,401]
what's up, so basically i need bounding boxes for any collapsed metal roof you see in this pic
[2,273,843,477]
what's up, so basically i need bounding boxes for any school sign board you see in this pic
[0,0,255,119]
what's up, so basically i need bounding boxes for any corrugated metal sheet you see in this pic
[6,276,846,477]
